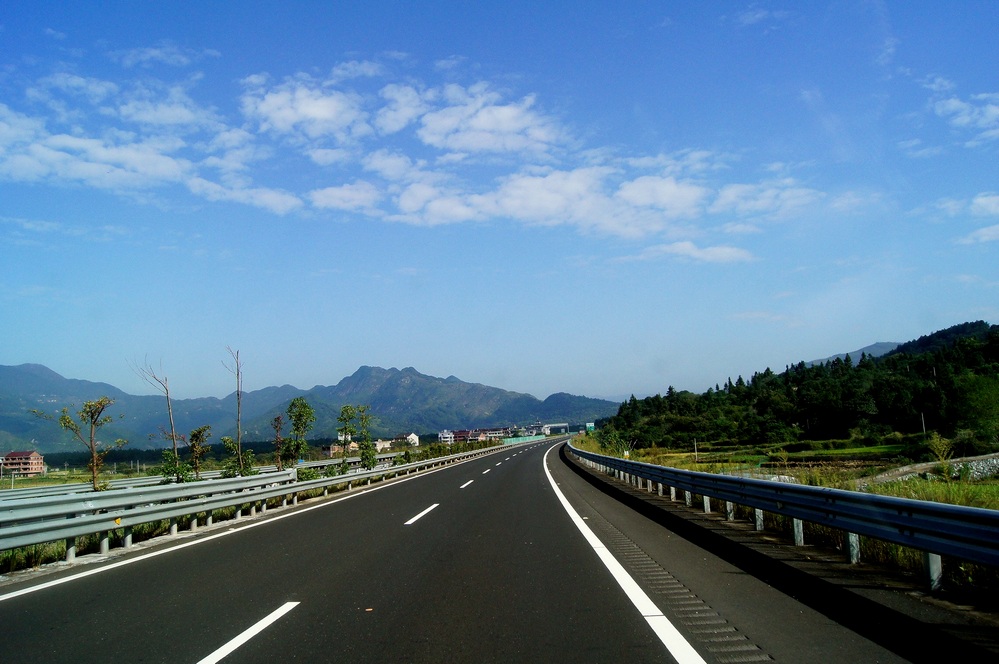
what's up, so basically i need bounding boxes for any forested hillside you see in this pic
[598,322,999,456]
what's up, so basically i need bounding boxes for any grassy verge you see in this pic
[574,433,999,603]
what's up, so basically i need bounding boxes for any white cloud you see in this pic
[187,177,302,214]
[0,104,45,147]
[115,44,198,68]
[308,148,351,166]
[709,179,823,217]
[621,241,754,264]
[876,37,899,67]
[362,149,435,183]
[615,175,708,218]
[417,83,561,154]
[829,191,883,213]
[970,193,999,216]
[29,73,119,103]
[375,84,430,134]
[241,77,370,142]
[723,222,761,234]
[118,94,211,127]
[934,198,965,217]
[477,167,616,230]
[435,56,466,71]
[736,9,770,26]
[958,224,999,244]
[897,138,943,159]
[309,181,381,211]
[731,8,790,29]
[934,92,999,144]
[397,182,441,214]
[329,60,383,83]
[921,75,955,93]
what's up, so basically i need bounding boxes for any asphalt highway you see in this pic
[1,441,987,662]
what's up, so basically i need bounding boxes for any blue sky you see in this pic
[2,2,997,401]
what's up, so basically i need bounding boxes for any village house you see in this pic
[2,450,45,477]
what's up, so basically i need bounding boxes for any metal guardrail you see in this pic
[0,470,299,551]
[566,442,999,580]
[0,453,405,501]
[0,444,511,558]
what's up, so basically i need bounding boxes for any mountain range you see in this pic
[0,364,619,453]
[807,341,900,366]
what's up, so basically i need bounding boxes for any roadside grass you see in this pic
[573,433,999,602]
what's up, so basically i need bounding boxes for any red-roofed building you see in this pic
[2,450,45,477]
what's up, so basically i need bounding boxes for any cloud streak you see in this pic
[0,52,854,253]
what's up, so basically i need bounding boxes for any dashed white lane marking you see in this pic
[482,469,491,475]
[0,455,476,603]
[542,444,706,664]
[460,480,474,489]
[197,601,299,664]
[404,503,440,525]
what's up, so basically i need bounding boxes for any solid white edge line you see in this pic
[542,443,707,664]
[460,480,474,489]
[196,601,299,664]
[404,503,439,525]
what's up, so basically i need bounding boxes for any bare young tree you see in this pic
[132,359,182,482]
[223,346,245,474]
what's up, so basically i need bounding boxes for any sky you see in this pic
[1,2,997,402]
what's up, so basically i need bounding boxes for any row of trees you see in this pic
[333,404,377,474]
[598,322,999,456]
[32,348,377,489]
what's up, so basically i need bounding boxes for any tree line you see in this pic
[31,348,374,489]
[597,322,999,457]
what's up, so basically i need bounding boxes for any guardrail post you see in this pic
[100,531,110,555]
[260,500,267,513]
[847,533,860,564]
[725,501,735,521]
[702,496,711,513]
[169,518,178,536]
[65,537,76,563]
[793,518,804,546]
[657,482,664,497]
[190,515,198,532]
[754,508,764,531]
[249,503,256,517]
[684,490,692,507]
[292,493,299,506]
[124,526,133,548]
[924,552,943,591]
[669,486,677,501]
[235,506,242,520]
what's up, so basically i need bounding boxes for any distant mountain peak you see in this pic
[808,341,899,366]
[0,362,620,452]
